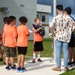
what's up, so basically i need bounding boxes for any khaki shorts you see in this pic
[5,46,16,57]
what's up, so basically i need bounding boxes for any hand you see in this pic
[52,32,55,37]
[38,27,42,30]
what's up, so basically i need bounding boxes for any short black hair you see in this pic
[6,17,11,24]
[9,16,16,22]
[64,7,72,15]
[19,16,28,23]
[56,4,63,11]
[3,17,9,23]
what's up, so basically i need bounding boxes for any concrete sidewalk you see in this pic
[0,58,74,75]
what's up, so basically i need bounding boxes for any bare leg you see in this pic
[6,57,9,66]
[17,55,21,68]
[10,57,14,66]
[68,47,72,62]
[71,48,75,62]
[21,54,25,68]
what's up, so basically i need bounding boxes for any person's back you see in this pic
[50,4,75,71]
[51,14,75,43]
[17,25,30,47]
[4,25,17,47]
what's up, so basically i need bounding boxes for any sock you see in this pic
[33,53,36,59]
[38,54,40,59]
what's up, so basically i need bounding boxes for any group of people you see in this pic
[50,4,75,71]
[0,4,75,73]
[0,16,44,72]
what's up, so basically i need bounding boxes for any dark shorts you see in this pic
[69,36,75,47]
[34,41,43,52]
[17,47,27,55]
[5,46,16,57]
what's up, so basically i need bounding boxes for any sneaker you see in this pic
[68,62,72,66]
[72,61,75,66]
[64,67,69,71]
[17,67,21,72]
[11,66,16,70]
[32,59,35,63]
[52,67,61,71]
[5,66,10,70]
[37,59,42,62]
[20,68,26,73]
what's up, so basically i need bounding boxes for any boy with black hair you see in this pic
[3,17,17,70]
[50,5,75,71]
[64,7,75,66]
[17,16,30,72]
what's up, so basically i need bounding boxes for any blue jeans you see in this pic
[55,40,68,68]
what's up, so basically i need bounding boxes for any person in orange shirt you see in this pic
[32,18,43,63]
[3,17,10,65]
[3,17,17,70]
[17,16,30,72]
[3,16,17,66]
[0,30,4,62]
[3,17,9,32]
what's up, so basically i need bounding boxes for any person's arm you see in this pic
[49,17,56,37]
[32,27,42,33]
[13,28,17,46]
[2,32,5,45]
[26,26,30,36]
[71,19,75,32]
[50,27,55,37]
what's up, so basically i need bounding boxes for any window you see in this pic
[42,15,45,22]
[37,15,38,17]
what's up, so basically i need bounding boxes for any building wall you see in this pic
[0,0,37,40]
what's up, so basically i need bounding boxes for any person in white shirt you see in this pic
[50,4,75,71]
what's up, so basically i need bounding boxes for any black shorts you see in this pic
[34,41,43,52]
[69,36,75,47]
[17,47,27,55]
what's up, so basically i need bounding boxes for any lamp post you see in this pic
[53,0,57,62]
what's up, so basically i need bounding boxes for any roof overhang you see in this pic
[37,4,51,13]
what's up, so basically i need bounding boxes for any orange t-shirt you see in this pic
[3,25,17,47]
[33,27,43,42]
[12,25,17,33]
[3,24,8,32]
[17,25,30,47]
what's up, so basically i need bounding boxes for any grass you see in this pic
[27,38,53,57]
[0,38,53,65]
[0,38,75,75]
[60,69,75,75]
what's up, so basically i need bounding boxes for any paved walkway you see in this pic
[0,58,74,75]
